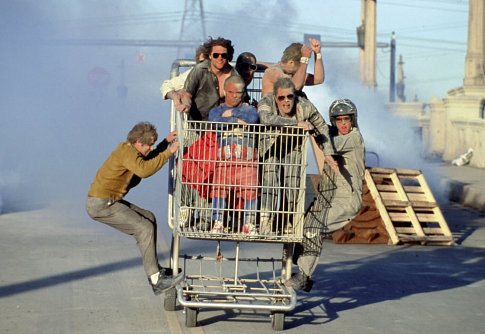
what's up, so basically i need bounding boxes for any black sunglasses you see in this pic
[212,53,228,59]
[240,62,257,71]
[277,94,294,102]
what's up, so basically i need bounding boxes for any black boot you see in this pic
[285,270,309,291]
[303,278,314,292]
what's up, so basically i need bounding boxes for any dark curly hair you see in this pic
[206,36,235,61]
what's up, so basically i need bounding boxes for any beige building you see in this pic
[389,0,485,168]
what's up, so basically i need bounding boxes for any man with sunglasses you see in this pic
[289,98,365,292]
[179,37,241,228]
[261,38,324,97]
[235,52,258,87]
[235,52,258,106]
[182,37,240,121]
[257,77,338,235]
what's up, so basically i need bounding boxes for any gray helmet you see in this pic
[329,98,358,128]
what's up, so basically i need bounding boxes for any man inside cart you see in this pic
[208,75,260,235]
[288,98,365,292]
[86,122,182,295]
[235,51,260,106]
[257,77,339,235]
[180,36,240,120]
[176,37,241,227]
[261,38,324,97]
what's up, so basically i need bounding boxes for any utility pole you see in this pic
[179,0,206,59]
[389,32,396,102]
[463,0,485,87]
[358,0,377,89]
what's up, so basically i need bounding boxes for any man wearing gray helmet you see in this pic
[287,98,365,292]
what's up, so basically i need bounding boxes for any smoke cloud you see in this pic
[0,1,445,215]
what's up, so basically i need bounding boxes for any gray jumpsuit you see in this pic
[296,126,365,276]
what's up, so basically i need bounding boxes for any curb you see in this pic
[442,178,485,212]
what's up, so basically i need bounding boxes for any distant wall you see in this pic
[387,88,485,168]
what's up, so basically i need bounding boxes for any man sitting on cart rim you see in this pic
[257,77,339,235]
[181,36,240,120]
[261,38,325,97]
[288,99,365,292]
[208,75,260,235]
[86,122,182,295]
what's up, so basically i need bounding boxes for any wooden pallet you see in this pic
[365,167,454,245]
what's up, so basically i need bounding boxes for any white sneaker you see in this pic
[211,220,224,233]
[259,215,273,235]
[242,223,257,235]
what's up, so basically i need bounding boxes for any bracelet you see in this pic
[300,56,309,64]
[316,52,322,60]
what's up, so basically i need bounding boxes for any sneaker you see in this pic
[259,215,273,235]
[284,270,309,291]
[151,268,184,295]
[195,219,211,232]
[303,279,314,292]
[210,220,224,233]
[242,223,257,235]
[283,222,293,234]
[151,272,173,295]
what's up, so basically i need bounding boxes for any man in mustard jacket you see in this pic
[86,122,180,295]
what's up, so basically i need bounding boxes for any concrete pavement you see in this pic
[0,162,485,333]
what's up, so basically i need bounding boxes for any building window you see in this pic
[480,100,485,119]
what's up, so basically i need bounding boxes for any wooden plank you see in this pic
[417,173,454,239]
[380,192,401,201]
[365,167,453,246]
[389,171,426,238]
[407,193,429,202]
[389,212,439,223]
[365,169,400,245]
[368,167,422,176]
[395,227,447,235]
[380,192,428,203]
[382,200,437,208]
[376,184,423,193]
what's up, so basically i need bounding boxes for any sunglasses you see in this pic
[277,94,294,102]
[335,116,351,123]
[240,62,257,71]
[212,52,228,59]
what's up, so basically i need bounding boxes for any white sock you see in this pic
[150,272,160,285]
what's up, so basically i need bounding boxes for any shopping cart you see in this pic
[163,60,309,331]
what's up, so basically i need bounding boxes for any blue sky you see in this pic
[24,0,468,102]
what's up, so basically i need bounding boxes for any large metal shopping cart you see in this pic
[163,60,308,331]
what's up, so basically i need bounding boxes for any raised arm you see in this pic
[291,44,312,91]
[304,38,325,86]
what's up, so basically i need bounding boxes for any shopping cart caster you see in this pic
[163,287,177,311]
[271,311,286,331]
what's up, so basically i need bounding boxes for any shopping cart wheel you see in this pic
[163,287,177,311]
[271,311,285,331]
[185,306,198,327]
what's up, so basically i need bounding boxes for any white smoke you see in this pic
[0,1,447,214]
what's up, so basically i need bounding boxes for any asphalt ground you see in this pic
[1,162,485,333]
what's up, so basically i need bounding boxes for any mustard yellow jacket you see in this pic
[88,141,173,200]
